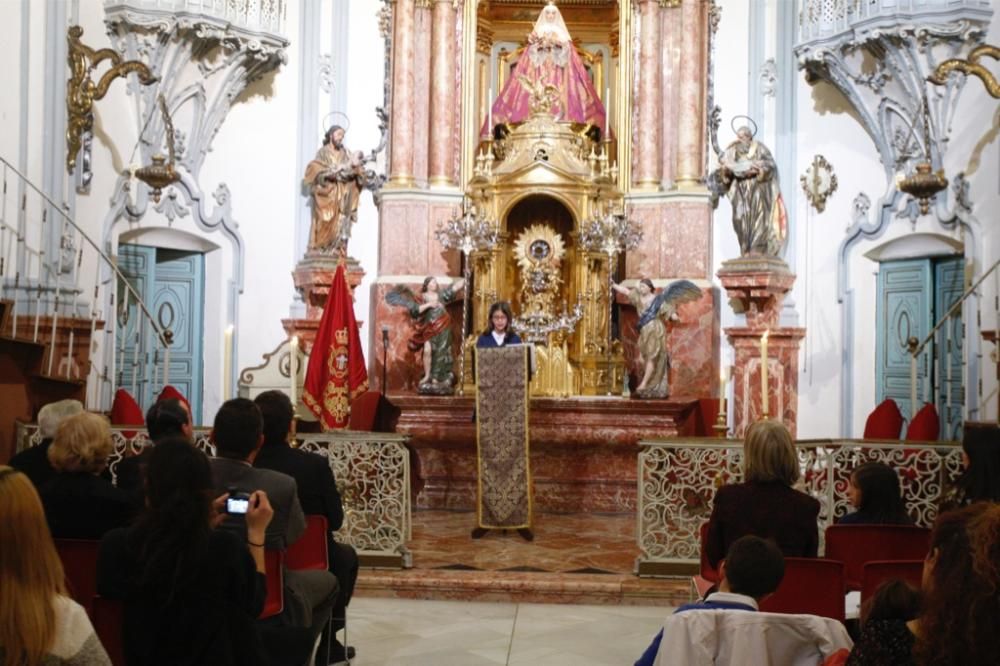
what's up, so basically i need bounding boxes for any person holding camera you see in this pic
[97,438,312,665]
[208,399,339,662]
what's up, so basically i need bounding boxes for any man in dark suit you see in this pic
[209,398,339,663]
[254,390,359,663]
[10,399,84,488]
[116,398,194,494]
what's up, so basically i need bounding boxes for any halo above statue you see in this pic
[729,115,758,138]
[321,111,351,136]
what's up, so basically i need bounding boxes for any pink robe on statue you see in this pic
[482,5,606,137]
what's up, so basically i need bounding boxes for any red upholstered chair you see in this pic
[348,390,382,431]
[109,388,145,438]
[156,385,192,419]
[824,525,931,591]
[905,403,940,441]
[260,549,284,619]
[863,399,904,439]
[860,560,924,605]
[91,596,126,666]
[758,557,846,621]
[699,522,720,583]
[54,539,101,614]
[286,515,330,571]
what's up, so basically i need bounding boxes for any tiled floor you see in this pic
[342,597,672,665]
[356,510,691,607]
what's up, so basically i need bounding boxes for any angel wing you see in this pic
[385,285,420,312]
[654,279,702,319]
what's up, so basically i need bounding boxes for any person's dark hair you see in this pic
[640,278,655,293]
[956,422,1000,503]
[483,301,515,336]
[212,398,263,460]
[145,398,190,442]
[323,124,344,146]
[722,535,785,599]
[255,390,293,445]
[421,276,435,293]
[859,579,921,627]
[133,438,213,601]
[916,503,1000,665]
[851,462,912,524]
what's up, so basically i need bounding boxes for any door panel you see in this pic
[935,258,964,440]
[876,259,933,422]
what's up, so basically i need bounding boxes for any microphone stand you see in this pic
[381,325,389,394]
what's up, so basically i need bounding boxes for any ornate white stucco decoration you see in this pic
[759,58,777,98]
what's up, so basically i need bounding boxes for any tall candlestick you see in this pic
[760,330,769,418]
[223,325,234,401]
[488,86,493,133]
[605,85,610,137]
[289,335,299,410]
[718,367,727,417]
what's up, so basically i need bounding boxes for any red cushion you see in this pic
[109,388,144,437]
[905,403,939,441]
[863,398,903,439]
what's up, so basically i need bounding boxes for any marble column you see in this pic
[429,0,456,187]
[675,0,706,188]
[659,2,680,189]
[634,0,660,189]
[389,0,416,185]
[412,1,432,185]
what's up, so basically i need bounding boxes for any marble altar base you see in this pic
[391,394,711,513]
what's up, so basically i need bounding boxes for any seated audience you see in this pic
[40,413,135,539]
[209,398,338,659]
[97,439,311,666]
[705,419,819,568]
[938,421,1000,512]
[115,397,194,495]
[254,390,359,663]
[0,466,111,665]
[9,399,84,488]
[838,461,913,525]
[846,502,1000,665]
[635,536,786,666]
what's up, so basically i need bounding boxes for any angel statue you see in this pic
[611,278,702,399]
[386,277,465,395]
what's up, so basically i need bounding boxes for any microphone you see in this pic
[381,324,390,393]
[381,324,390,344]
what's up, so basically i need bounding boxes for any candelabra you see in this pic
[578,207,642,395]
[511,298,584,345]
[434,198,500,395]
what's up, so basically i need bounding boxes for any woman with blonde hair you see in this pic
[0,466,110,665]
[704,419,819,568]
[40,412,135,539]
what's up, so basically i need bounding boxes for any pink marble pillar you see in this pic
[719,264,806,437]
[412,2,432,185]
[659,4,680,189]
[429,0,456,186]
[389,0,416,185]
[634,0,660,189]
[675,0,706,188]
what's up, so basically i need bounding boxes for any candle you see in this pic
[223,324,234,401]
[289,335,299,410]
[605,85,610,137]
[488,86,493,133]
[718,367,727,417]
[760,330,769,418]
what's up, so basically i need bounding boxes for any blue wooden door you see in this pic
[876,259,933,422]
[116,245,155,408]
[935,257,964,440]
[117,245,205,423]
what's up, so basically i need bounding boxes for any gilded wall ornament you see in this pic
[799,154,838,213]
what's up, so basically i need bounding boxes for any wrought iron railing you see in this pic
[15,423,412,567]
[799,0,992,43]
[0,156,171,408]
[637,438,962,573]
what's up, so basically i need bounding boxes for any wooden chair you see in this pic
[54,539,101,614]
[860,560,924,604]
[91,596,125,666]
[260,549,284,619]
[286,515,330,571]
[825,525,930,590]
[759,557,846,622]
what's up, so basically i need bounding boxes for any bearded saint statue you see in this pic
[482,2,607,137]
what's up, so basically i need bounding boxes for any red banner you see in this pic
[302,264,368,430]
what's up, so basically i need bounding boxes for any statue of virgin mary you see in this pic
[482,2,607,137]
